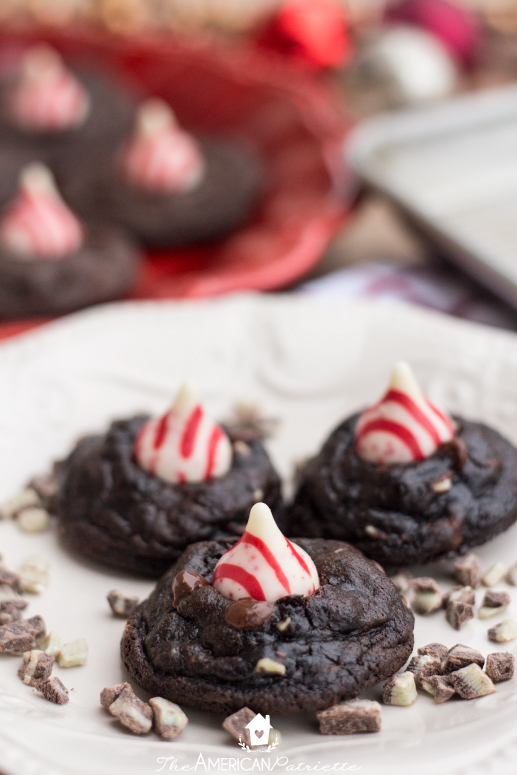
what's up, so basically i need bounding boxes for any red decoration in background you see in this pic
[0,29,352,340]
[256,0,352,70]
[384,0,481,68]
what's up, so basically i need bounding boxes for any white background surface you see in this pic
[1,294,517,775]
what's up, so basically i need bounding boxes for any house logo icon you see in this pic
[244,713,273,748]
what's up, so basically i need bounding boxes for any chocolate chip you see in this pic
[108,685,152,735]
[448,664,495,699]
[0,617,45,653]
[442,644,484,673]
[100,682,132,708]
[483,590,510,608]
[223,707,256,748]
[0,569,23,595]
[443,586,475,608]
[454,554,482,589]
[419,663,444,684]
[479,590,511,619]
[482,562,507,588]
[317,699,381,735]
[107,590,139,618]
[382,672,417,706]
[446,600,474,630]
[36,676,69,705]
[488,619,517,642]
[18,650,54,685]
[224,599,275,631]
[441,438,468,469]
[485,652,515,683]
[149,697,188,740]
[420,674,455,703]
[417,643,448,661]
[411,577,442,615]
[172,570,209,607]
[407,654,441,685]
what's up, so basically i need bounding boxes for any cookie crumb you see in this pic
[317,699,381,735]
[482,562,507,588]
[448,663,496,699]
[488,619,517,643]
[485,652,515,683]
[454,554,481,589]
[506,564,517,586]
[382,671,417,706]
[108,686,152,734]
[107,590,139,618]
[276,618,291,632]
[149,697,188,740]
[36,676,69,705]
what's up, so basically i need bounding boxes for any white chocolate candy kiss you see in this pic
[355,361,454,464]
[134,382,232,484]
[212,503,320,603]
[0,163,84,259]
[9,44,90,131]
[120,98,205,194]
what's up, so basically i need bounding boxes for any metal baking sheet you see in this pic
[347,84,517,308]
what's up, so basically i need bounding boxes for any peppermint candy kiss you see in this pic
[9,44,90,132]
[0,164,85,259]
[355,361,454,464]
[121,99,205,194]
[134,383,232,484]
[212,502,320,603]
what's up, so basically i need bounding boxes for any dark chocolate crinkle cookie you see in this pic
[0,225,140,319]
[289,414,517,568]
[121,538,414,714]
[57,417,283,577]
[61,140,262,248]
[0,71,135,163]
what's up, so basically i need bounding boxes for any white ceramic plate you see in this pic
[2,294,517,775]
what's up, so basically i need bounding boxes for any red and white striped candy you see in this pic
[9,44,90,132]
[355,361,454,464]
[120,98,205,194]
[0,163,84,259]
[212,502,320,603]
[134,383,232,484]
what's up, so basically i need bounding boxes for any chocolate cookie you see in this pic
[57,417,283,577]
[0,224,140,319]
[121,538,414,714]
[289,415,517,568]
[0,71,135,167]
[61,140,262,247]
